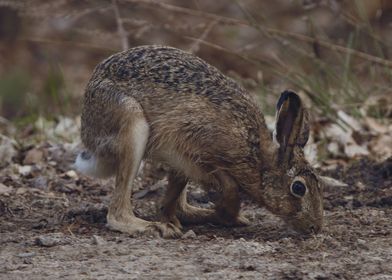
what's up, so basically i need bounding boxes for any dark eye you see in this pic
[291,181,307,197]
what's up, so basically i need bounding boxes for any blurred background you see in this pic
[0,0,391,163]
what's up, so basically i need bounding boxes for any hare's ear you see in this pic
[274,90,309,164]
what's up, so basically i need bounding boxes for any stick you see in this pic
[112,0,129,51]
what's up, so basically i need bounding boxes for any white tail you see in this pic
[74,151,115,178]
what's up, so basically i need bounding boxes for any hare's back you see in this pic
[86,46,266,170]
[94,45,260,121]
[96,46,246,99]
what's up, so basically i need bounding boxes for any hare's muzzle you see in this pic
[290,217,323,235]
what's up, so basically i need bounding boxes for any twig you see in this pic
[63,5,112,23]
[184,36,277,71]
[121,0,246,26]
[188,19,218,53]
[67,223,75,237]
[112,0,129,51]
[18,37,117,53]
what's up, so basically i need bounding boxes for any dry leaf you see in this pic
[344,143,369,158]
[0,183,12,195]
[337,110,362,131]
[371,134,392,160]
[0,134,17,166]
[23,148,44,165]
[320,176,348,187]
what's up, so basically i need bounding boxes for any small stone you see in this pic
[35,236,59,247]
[65,170,78,179]
[92,235,106,246]
[32,219,49,229]
[357,239,366,245]
[0,183,12,195]
[327,142,340,156]
[18,252,36,258]
[357,238,369,249]
[182,230,196,239]
[16,187,28,195]
[30,176,48,190]
[0,134,17,166]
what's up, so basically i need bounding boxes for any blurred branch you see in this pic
[18,37,117,53]
[121,0,392,67]
[324,2,391,49]
[112,0,129,51]
[184,36,279,73]
[121,0,246,25]
[63,5,112,24]
[188,19,218,53]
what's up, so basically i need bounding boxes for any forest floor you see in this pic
[1,140,391,280]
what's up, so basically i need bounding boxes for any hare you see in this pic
[75,45,323,238]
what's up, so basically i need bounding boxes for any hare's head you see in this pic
[261,90,323,234]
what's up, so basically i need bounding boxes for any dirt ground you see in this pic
[0,144,391,280]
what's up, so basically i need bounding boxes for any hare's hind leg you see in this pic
[107,100,181,238]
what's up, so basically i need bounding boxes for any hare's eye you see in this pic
[291,181,307,197]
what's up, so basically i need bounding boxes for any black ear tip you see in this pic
[276,90,300,110]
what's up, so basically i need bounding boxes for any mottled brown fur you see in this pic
[79,45,323,237]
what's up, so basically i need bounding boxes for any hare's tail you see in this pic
[74,150,116,178]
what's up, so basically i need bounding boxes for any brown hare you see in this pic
[75,45,323,238]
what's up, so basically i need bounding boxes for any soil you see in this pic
[1,144,392,280]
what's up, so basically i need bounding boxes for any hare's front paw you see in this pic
[107,215,182,238]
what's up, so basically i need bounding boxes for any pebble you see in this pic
[65,170,78,179]
[0,183,12,195]
[92,235,106,246]
[357,238,369,250]
[0,135,17,165]
[181,230,197,239]
[30,176,48,190]
[35,236,60,247]
[18,252,36,258]
[357,239,366,245]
